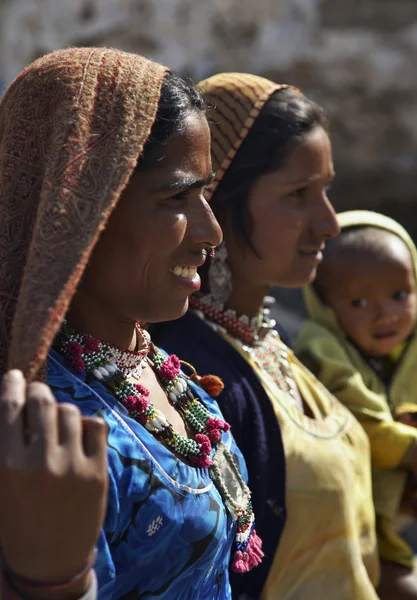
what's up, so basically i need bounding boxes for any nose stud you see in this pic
[209,247,216,258]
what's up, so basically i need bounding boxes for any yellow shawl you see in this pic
[296,209,417,568]
[198,76,379,598]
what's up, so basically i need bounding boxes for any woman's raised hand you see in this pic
[0,370,108,599]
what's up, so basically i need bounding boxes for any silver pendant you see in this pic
[209,442,251,520]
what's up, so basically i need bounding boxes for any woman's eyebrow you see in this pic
[156,170,215,193]
[282,172,336,185]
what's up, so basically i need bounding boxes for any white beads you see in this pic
[167,379,187,403]
[93,368,103,380]
[175,379,186,393]
[154,409,168,426]
[144,409,169,432]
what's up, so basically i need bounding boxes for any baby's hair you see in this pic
[324,226,401,257]
[314,226,406,298]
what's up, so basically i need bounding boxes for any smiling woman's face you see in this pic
[75,109,222,324]
[223,126,339,289]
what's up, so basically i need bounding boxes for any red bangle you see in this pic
[2,574,24,600]
[2,570,98,600]
[2,550,96,592]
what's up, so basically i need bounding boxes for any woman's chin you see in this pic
[148,298,189,324]
[273,268,318,289]
[304,267,319,286]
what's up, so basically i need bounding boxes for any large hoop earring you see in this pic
[208,241,232,306]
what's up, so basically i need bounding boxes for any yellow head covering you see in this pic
[304,210,417,336]
[296,210,417,569]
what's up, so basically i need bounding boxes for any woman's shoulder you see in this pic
[48,348,106,415]
[48,347,243,487]
[152,313,263,392]
[48,349,164,472]
[153,314,284,430]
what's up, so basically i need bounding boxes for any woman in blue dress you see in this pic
[0,48,262,599]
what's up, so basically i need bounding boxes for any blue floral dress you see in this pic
[48,348,246,599]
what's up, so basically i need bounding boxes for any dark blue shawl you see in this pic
[152,312,287,599]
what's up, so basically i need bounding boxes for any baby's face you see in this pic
[320,236,417,357]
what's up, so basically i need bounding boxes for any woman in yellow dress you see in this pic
[153,73,380,599]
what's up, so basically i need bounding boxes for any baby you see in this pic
[295,210,417,573]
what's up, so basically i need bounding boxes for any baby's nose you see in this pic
[376,307,399,324]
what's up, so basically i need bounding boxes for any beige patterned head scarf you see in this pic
[0,47,167,378]
[198,72,298,200]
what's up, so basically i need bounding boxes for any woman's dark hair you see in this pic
[136,70,206,170]
[213,88,327,255]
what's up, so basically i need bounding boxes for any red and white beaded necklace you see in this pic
[56,323,229,468]
[55,322,263,573]
[189,294,275,347]
[190,294,302,410]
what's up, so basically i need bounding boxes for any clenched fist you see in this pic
[0,370,108,599]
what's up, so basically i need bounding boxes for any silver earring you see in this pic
[208,241,232,305]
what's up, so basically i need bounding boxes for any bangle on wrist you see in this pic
[78,570,97,600]
[1,550,97,594]
[2,569,97,600]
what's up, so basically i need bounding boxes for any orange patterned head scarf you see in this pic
[197,73,298,200]
[0,47,167,378]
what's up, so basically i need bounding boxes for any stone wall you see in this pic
[1,0,417,232]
